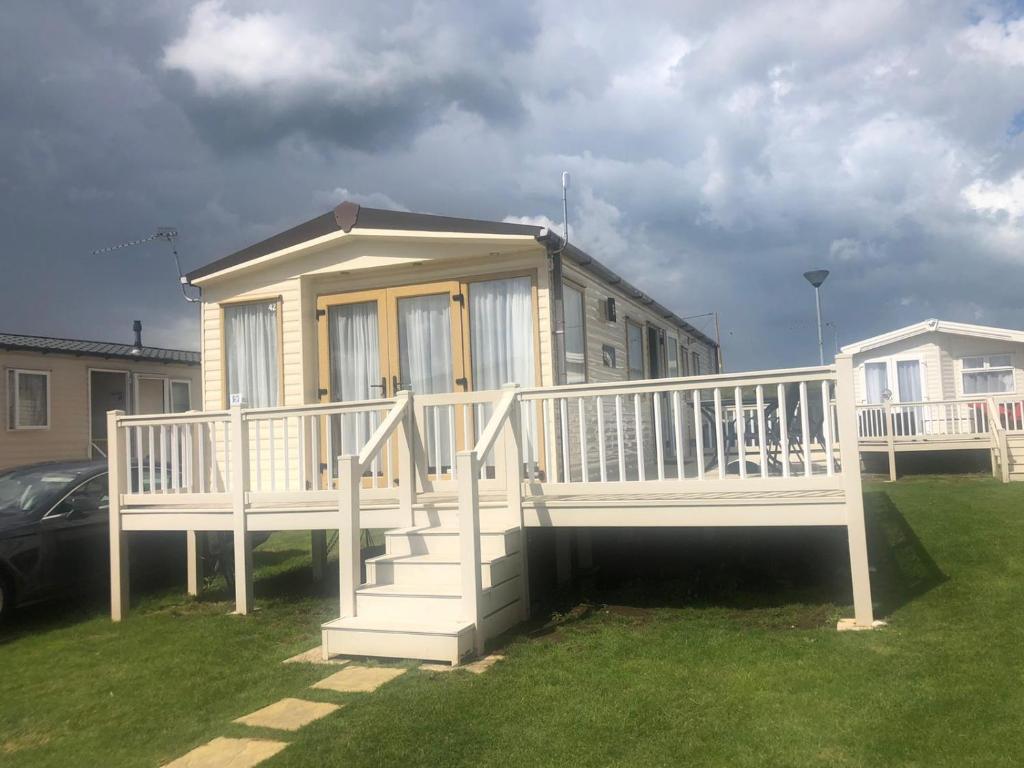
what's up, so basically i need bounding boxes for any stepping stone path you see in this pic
[282,646,350,666]
[234,698,341,732]
[312,665,407,693]
[164,649,505,766]
[421,653,505,674]
[162,736,287,768]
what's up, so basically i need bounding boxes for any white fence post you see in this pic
[835,354,875,627]
[338,454,361,618]
[107,410,129,621]
[457,450,484,657]
[502,385,529,620]
[396,390,416,526]
[229,405,253,615]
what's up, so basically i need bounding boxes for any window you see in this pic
[691,351,701,376]
[962,354,1014,395]
[562,282,586,384]
[680,345,690,376]
[666,335,679,377]
[7,369,49,429]
[626,321,644,379]
[169,381,191,413]
[865,361,888,403]
[224,302,280,407]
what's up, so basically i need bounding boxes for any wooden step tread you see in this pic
[365,552,515,567]
[323,616,474,636]
[386,525,519,537]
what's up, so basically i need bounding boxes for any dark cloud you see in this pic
[1,0,1023,370]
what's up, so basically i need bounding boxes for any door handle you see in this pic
[392,375,404,396]
[455,377,468,390]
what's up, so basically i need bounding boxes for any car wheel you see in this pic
[0,575,13,624]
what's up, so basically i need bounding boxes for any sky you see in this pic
[1,0,1023,370]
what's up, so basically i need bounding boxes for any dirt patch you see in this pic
[3,732,52,755]
[724,602,836,630]
[601,604,654,624]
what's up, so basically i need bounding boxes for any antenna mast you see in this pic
[92,228,200,303]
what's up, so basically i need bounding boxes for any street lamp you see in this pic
[803,269,830,365]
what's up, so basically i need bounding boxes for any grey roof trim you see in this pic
[0,333,200,365]
[185,201,718,349]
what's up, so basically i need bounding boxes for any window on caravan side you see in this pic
[7,369,49,429]
[962,354,1014,395]
[224,302,280,408]
[626,322,644,379]
[562,283,586,384]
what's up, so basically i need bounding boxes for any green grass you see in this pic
[2,478,1024,767]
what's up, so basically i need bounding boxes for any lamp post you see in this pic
[803,269,830,365]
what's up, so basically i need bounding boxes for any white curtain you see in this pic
[896,361,922,402]
[469,277,535,390]
[224,303,279,408]
[399,294,453,471]
[11,371,47,427]
[865,362,888,404]
[562,283,585,384]
[470,277,536,469]
[329,301,381,456]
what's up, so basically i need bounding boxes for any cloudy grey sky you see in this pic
[1,0,1023,369]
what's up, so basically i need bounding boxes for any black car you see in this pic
[0,460,116,621]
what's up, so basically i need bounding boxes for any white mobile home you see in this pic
[105,201,876,664]
[844,319,1024,480]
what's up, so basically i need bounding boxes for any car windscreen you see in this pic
[0,467,95,516]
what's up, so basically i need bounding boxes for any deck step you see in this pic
[365,552,520,588]
[385,526,521,558]
[321,616,475,665]
[355,577,521,622]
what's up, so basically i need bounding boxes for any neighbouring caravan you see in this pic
[0,325,200,470]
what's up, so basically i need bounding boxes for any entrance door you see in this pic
[318,282,466,479]
[89,371,130,458]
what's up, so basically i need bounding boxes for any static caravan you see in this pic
[105,202,876,664]
[843,319,1024,480]
[0,327,200,470]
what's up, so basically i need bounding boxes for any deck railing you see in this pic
[855,397,1024,441]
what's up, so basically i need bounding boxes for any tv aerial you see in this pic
[92,227,200,303]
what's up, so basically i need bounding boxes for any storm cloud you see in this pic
[1,0,1023,368]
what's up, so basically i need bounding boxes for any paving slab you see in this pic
[234,698,341,732]
[311,665,406,693]
[836,618,888,632]
[282,646,350,666]
[162,736,287,768]
[421,654,505,674]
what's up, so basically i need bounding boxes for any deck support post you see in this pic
[502,385,530,620]
[396,390,416,526]
[107,410,129,621]
[186,530,202,597]
[229,405,253,615]
[576,529,593,572]
[835,354,875,627]
[457,451,484,657]
[883,402,897,482]
[311,531,327,582]
[338,455,361,618]
[555,529,572,585]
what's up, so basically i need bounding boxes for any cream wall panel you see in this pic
[0,350,200,470]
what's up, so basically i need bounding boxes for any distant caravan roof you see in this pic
[184,201,719,348]
[0,332,200,365]
[841,319,1024,355]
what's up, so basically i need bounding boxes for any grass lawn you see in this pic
[2,476,1023,767]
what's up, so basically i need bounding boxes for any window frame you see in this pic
[959,353,1016,396]
[561,279,588,385]
[625,320,645,380]
[220,296,285,409]
[691,350,701,377]
[169,379,193,413]
[665,333,680,378]
[7,368,51,431]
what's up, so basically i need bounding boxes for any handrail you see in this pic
[855,398,987,409]
[472,388,517,458]
[987,397,1010,483]
[519,365,835,401]
[357,391,411,468]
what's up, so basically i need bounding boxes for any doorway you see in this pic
[89,370,130,458]
[317,275,538,479]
